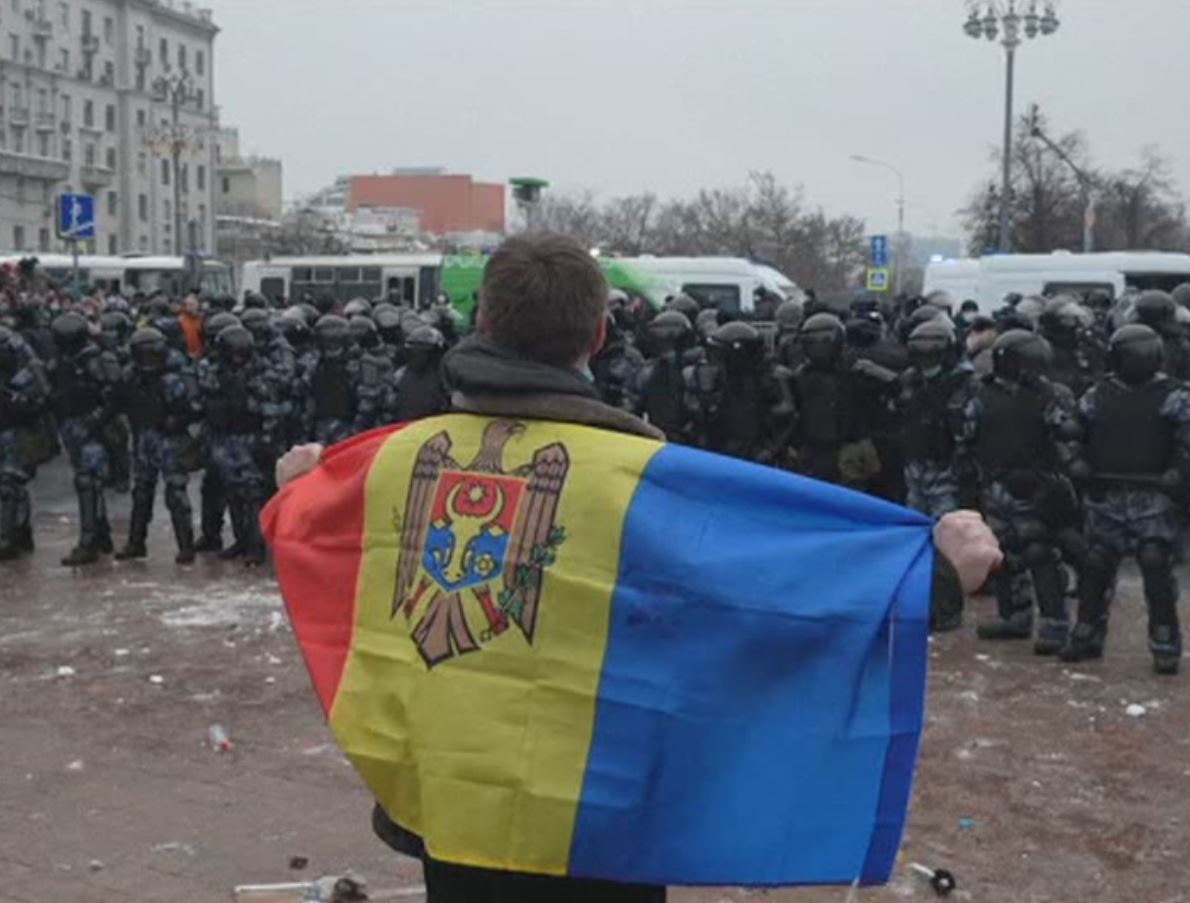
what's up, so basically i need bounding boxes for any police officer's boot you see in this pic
[95,492,114,555]
[170,508,196,566]
[1150,625,1182,676]
[1059,621,1106,663]
[61,486,101,567]
[1030,554,1069,656]
[0,490,22,561]
[115,489,154,561]
[976,572,1033,641]
[241,498,267,568]
[1139,543,1181,675]
[14,491,33,553]
[218,500,247,560]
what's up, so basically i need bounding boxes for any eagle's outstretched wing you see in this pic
[392,431,456,618]
[506,442,570,641]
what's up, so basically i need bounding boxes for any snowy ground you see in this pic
[1,461,1188,902]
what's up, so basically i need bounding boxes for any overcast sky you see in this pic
[204,0,1190,240]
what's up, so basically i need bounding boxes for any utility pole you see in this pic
[850,155,906,295]
[150,70,195,257]
[1027,104,1097,252]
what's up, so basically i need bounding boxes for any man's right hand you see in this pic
[276,443,324,488]
[933,510,1003,596]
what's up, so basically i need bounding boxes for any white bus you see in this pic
[611,256,804,314]
[924,251,1190,313]
[240,254,445,307]
[0,254,235,297]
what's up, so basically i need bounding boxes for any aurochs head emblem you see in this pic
[392,421,569,668]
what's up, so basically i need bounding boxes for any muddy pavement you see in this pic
[1,460,1188,902]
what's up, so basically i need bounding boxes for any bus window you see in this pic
[419,265,440,307]
[386,275,416,304]
[293,267,312,282]
[361,267,381,283]
[1043,282,1114,300]
[314,268,335,284]
[337,267,361,284]
[682,283,741,315]
[260,277,286,303]
[1125,272,1190,293]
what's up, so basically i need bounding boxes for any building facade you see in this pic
[0,0,219,255]
[214,126,280,221]
[347,170,505,235]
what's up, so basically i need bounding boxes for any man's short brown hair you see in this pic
[478,233,607,367]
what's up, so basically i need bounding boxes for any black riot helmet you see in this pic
[242,292,269,310]
[204,311,240,345]
[297,302,320,326]
[373,304,405,346]
[992,329,1052,385]
[1110,324,1165,386]
[695,308,722,342]
[907,319,958,374]
[315,315,351,359]
[314,295,337,317]
[216,325,255,367]
[799,312,846,368]
[647,310,693,351]
[708,321,763,359]
[240,307,273,345]
[99,310,132,349]
[846,312,883,347]
[129,327,168,372]
[0,326,23,375]
[404,325,446,370]
[1134,290,1178,333]
[52,313,91,355]
[349,314,380,350]
[343,298,372,320]
[152,315,186,353]
[278,308,311,350]
[667,293,701,323]
[774,299,804,336]
[1172,283,1190,311]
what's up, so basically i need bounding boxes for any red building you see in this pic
[347,173,506,235]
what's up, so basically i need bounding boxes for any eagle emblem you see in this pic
[392,420,569,668]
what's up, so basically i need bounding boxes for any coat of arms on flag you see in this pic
[392,420,570,668]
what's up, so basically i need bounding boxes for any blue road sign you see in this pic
[870,235,889,268]
[57,193,95,240]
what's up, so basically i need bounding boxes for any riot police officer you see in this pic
[958,330,1078,654]
[98,309,133,493]
[51,313,124,566]
[116,328,202,564]
[1039,299,1099,397]
[301,315,361,445]
[591,314,645,412]
[373,303,406,369]
[1133,290,1190,380]
[1062,325,1190,674]
[773,299,804,370]
[200,326,277,566]
[633,311,694,442]
[684,321,794,463]
[193,312,240,554]
[0,328,53,560]
[352,315,394,432]
[900,319,974,517]
[387,325,448,423]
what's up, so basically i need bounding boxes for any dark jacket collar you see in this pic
[443,337,664,441]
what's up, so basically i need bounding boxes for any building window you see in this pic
[11,128,23,153]
[59,47,69,72]
[161,158,170,185]
[136,25,144,49]
[36,132,48,157]
[9,34,18,62]
[59,1,68,32]
[10,84,20,109]
[36,89,47,114]
[105,147,115,170]
[108,234,117,254]
[103,60,114,84]
[139,235,148,252]
[62,137,71,161]
[159,37,167,67]
[138,193,147,221]
[103,16,113,45]
[59,93,70,123]
[178,44,186,71]
[137,151,146,176]
[195,89,204,111]
[197,165,205,191]
[38,227,50,252]
[136,68,145,93]
[196,49,205,75]
[108,191,118,215]
[163,199,171,222]
[105,104,115,132]
[180,163,188,192]
[221,176,230,194]
[13,226,24,251]
[83,99,93,128]
[81,8,91,36]
[84,143,95,165]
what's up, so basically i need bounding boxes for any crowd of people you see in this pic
[1,255,1188,675]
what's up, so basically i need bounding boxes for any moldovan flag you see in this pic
[262,414,934,888]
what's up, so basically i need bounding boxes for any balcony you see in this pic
[81,34,99,55]
[0,148,68,182]
[34,112,55,131]
[31,17,52,39]
[80,164,115,190]
[9,107,30,126]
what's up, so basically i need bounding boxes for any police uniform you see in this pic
[0,329,54,559]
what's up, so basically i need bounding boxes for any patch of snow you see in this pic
[148,674,164,685]
[65,760,84,772]
[157,584,282,628]
[55,665,75,677]
[1125,703,1147,718]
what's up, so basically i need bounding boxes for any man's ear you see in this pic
[591,315,608,357]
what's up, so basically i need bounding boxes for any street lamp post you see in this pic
[151,70,195,257]
[1028,104,1097,252]
[850,154,906,295]
[963,2,1061,254]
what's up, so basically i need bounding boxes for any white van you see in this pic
[615,256,804,315]
[924,252,1190,313]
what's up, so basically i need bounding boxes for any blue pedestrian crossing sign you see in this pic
[57,193,95,240]
[866,267,891,293]
[870,235,889,268]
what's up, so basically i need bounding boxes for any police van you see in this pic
[924,252,1190,313]
[612,256,804,315]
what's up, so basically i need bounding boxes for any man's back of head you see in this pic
[478,233,607,369]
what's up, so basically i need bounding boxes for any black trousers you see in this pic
[423,857,666,903]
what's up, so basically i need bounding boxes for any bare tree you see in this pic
[1096,148,1186,251]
